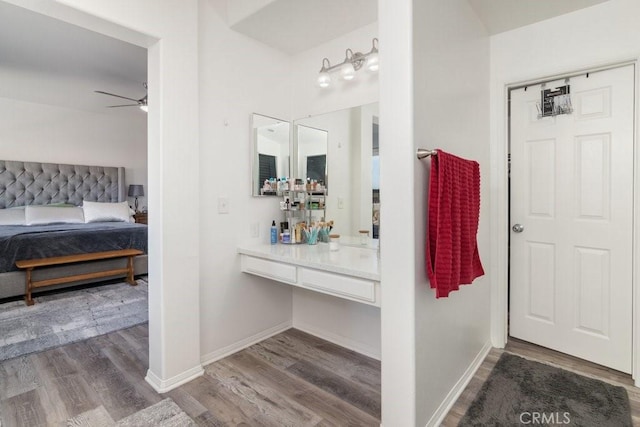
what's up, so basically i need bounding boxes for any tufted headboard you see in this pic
[0,160,125,209]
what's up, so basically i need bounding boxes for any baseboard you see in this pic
[200,320,292,366]
[145,364,205,393]
[293,320,381,360]
[425,340,493,427]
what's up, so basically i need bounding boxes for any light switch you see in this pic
[250,222,259,237]
[218,197,229,214]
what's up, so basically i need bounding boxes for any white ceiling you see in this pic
[231,0,610,53]
[0,0,611,115]
[0,1,147,115]
[468,0,610,35]
[230,0,378,55]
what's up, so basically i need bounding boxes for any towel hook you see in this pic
[417,148,438,159]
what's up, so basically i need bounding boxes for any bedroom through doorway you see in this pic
[0,0,150,361]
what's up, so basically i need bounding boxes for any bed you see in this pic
[0,160,148,300]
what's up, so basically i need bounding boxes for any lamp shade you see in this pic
[128,184,145,197]
[366,52,379,72]
[317,70,331,88]
[340,62,356,80]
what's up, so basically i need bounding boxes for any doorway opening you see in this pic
[0,1,150,361]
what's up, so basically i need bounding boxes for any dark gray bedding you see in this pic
[0,222,147,273]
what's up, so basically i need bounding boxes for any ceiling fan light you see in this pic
[341,62,356,81]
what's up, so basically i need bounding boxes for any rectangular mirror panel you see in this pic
[251,113,291,196]
[294,103,379,238]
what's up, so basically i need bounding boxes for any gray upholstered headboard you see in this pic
[0,160,125,209]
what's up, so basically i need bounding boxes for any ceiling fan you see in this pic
[95,82,148,112]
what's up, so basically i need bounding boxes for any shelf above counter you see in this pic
[237,242,380,306]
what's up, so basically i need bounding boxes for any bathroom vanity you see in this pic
[247,103,382,358]
[237,242,380,306]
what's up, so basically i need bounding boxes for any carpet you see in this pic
[0,279,148,361]
[63,398,197,426]
[459,353,632,427]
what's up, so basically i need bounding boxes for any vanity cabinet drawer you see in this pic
[300,268,376,303]
[241,255,297,284]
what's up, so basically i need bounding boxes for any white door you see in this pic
[510,65,635,373]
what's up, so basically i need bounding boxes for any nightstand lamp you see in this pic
[128,184,144,212]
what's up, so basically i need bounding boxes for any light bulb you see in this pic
[341,62,356,80]
[317,71,331,88]
[366,52,379,72]
[139,104,148,112]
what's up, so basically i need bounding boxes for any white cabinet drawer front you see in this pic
[300,268,375,303]
[241,255,297,284]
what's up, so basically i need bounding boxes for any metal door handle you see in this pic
[512,224,524,233]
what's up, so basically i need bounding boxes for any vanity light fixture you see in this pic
[317,38,379,88]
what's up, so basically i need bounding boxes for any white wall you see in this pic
[413,1,491,424]
[289,21,381,361]
[381,0,491,425]
[379,0,416,422]
[291,22,378,118]
[292,289,381,359]
[489,0,640,376]
[0,97,147,208]
[31,0,203,391]
[198,0,295,362]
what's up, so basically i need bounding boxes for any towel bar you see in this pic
[416,148,437,159]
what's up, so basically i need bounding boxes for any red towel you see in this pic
[426,149,484,298]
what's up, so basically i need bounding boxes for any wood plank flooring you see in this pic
[0,325,380,426]
[7,319,635,426]
[442,337,640,426]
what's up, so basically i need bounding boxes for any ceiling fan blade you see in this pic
[95,91,140,102]
[107,104,139,108]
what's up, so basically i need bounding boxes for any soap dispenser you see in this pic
[270,220,278,244]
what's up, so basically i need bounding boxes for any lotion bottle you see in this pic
[270,220,277,244]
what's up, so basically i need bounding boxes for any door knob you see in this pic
[512,224,524,233]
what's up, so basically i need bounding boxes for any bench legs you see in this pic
[23,256,139,306]
[24,268,34,306]
[126,255,138,286]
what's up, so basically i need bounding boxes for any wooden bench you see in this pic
[15,249,144,306]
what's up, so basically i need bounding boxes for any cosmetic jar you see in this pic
[329,234,340,251]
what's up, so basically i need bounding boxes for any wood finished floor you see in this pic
[0,325,380,426]
[442,337,640,426]
[5,323,637,427]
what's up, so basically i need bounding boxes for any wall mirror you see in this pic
[293,125,328,191]
[294,103,379,239]
[251,113,291,196]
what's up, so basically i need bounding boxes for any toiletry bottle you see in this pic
[270,220,277,244]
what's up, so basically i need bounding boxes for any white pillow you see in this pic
[25,206,85,225]
[0,208,26,226]
[83,201,131,223]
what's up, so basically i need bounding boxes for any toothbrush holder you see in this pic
[318,227,330,243]
[303,228,319,245]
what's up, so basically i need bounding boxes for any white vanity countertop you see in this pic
[237,242,380,281]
